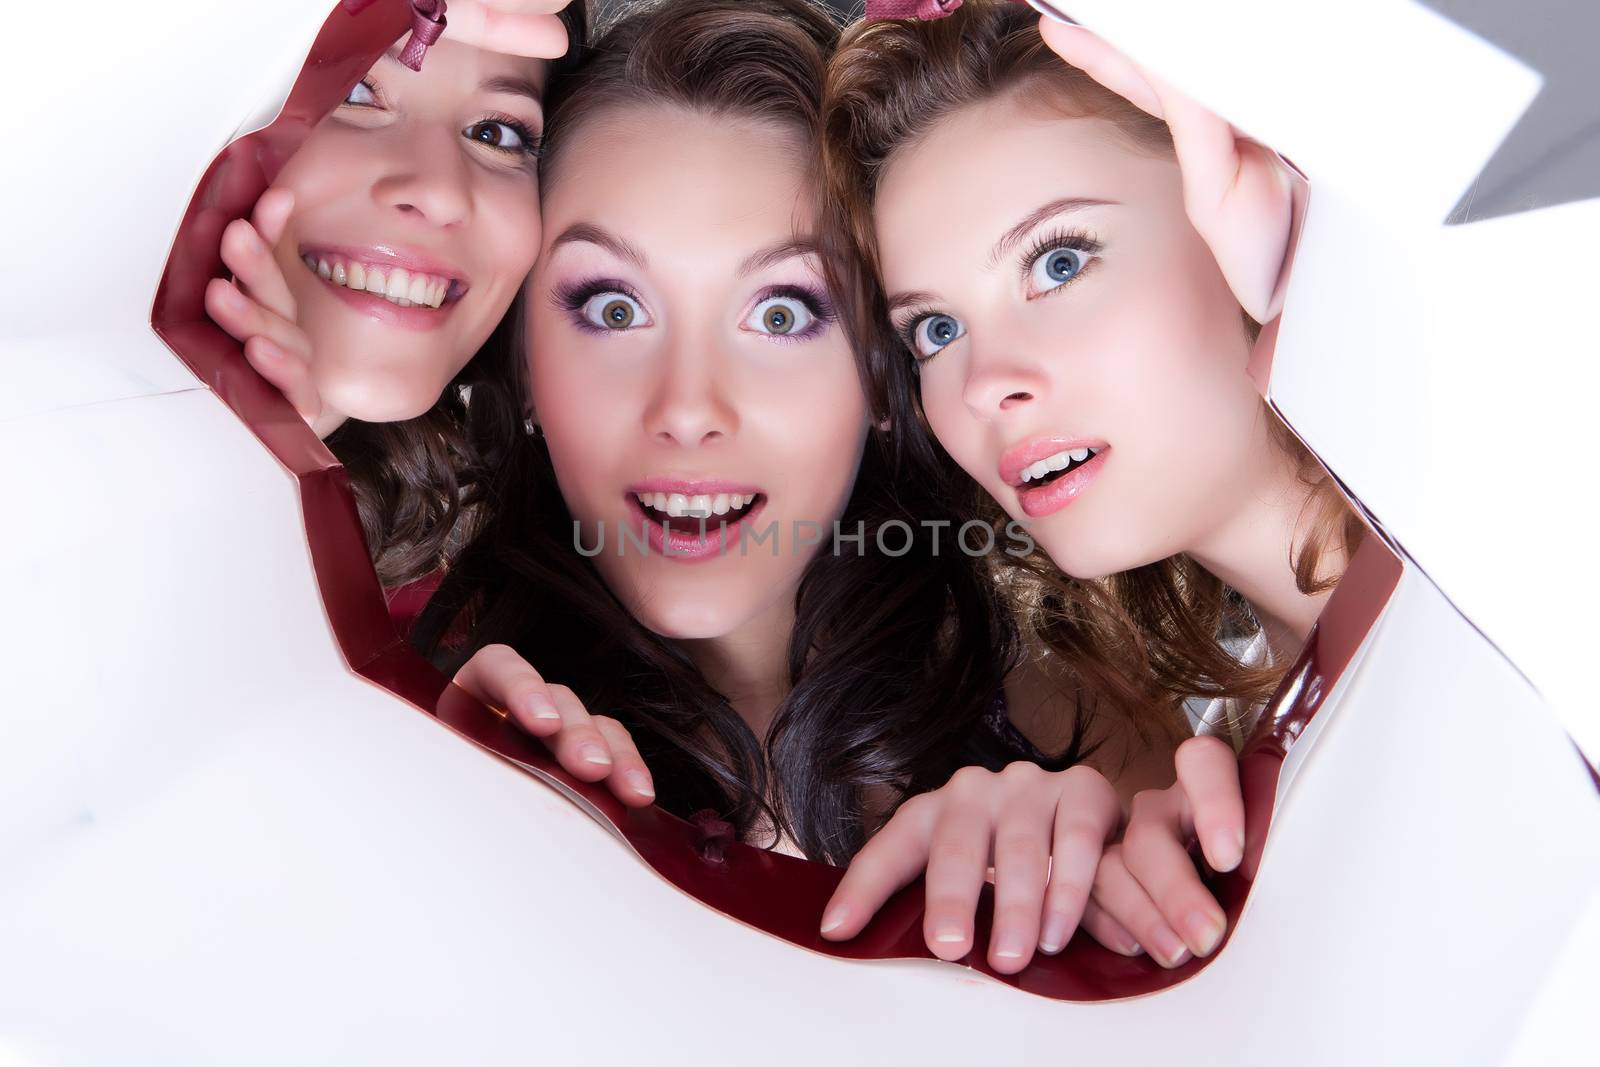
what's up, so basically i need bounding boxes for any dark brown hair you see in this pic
[824,0,1362,736]
[414,0,1028,863]
[327,1,590,588]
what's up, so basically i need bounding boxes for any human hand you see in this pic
[204,188,344,437]
[819,762,1121,974]
[452,643,658,806]
[1037,17,1294,323]
[445,0,576,59]
[1082,735,1245,968]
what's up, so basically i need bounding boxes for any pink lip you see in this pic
[998,436,1108,488]
[627,477,764,496]
[1016,449,1108,518]
[299,242,469,287]
[625,495,768,564]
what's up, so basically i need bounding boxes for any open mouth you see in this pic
[632,490,764,536]
[299,250,467,310]
[1016,446,1103,489]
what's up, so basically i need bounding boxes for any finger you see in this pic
[1079,898,1143,957]
[1122,788,1228,959]
[250,187,295,248]
[545,684,616,782]
[985,788,1054,973]
[1091,846,1190,968]
[205,277,302,353]
[921,803,993,961]
[220,218,297,322]
[1175,735,1245,872]
[452,643,562,732]
[820,796,939,940]
[592,716,655,807]
[1040,766,1121,955]
[242,336,323,427]
[1036,19,1163,118]
[446,1,569,58]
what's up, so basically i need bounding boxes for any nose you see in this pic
[960,335,1048,422]
[370,128,472,228]
[642,329,739,447]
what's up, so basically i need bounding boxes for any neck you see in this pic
[1185,445,1347,661]
[679,597,795,740]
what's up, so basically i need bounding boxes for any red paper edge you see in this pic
[145,0,1412,1002]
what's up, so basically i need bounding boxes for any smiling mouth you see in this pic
[1015,446,1103,490]
[299,252,467,310]
[632,490,764,535]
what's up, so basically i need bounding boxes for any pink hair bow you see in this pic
[863,0,963,20]
[340,0,448,71]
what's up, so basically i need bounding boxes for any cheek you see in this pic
[476,183,543,286]
[916,365,988,477]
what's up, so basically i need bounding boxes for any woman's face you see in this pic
[873,91,1270,580]
[271,38,548,425]
[529,105,869,641]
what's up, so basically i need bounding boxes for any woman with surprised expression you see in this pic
[206,1,584,585]
[822,0,1365,971]
[418,0,1126,969]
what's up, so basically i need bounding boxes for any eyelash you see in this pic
[551,280,837,341]
[750,285,836,344]
[553,278,647,334]
[1018,226,1104,294]
[892,227,1107,365]
[341,78,542,162]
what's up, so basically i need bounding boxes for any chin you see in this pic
[630,599,747,642]
[320,374,446,425]
[1034,528,1150,583]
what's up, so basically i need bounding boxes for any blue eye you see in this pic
[908,313,964,361]
[1029,245,1091,294]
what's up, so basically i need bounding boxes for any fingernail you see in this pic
[1210,829,1244,871]
[992,933,1027,960]
[819,908,846,935]
[1039,916,1070,955]
[1185,909,1227,956]
[581,745,612,766]
[215,282,244,310]
[528,703,561,722]
[626,770,655,798]
[1149,925,1190,967]
[1121,941,1142,957]
[932,926,967,945]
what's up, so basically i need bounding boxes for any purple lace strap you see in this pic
[864,0,963,21]
[398,0,448,71]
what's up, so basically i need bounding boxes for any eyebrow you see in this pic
[739,238,823,276]
[548,223,650,268]
[987,197,1119,267]
[886,289,941,315]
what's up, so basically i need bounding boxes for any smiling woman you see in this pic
[202,4,586,586]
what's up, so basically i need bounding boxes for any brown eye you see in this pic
[580,291,646,331]
[746,295,814,338]
[603,299,634,328]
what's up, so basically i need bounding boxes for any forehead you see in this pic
[874,93,1169,263]
[545,105,815,248]
[392,38,549,100]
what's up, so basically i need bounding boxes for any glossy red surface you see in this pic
[150,0,1410,1001]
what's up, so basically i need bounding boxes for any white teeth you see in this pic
[385,268,411,300]
[407,273,432,305]
[652,492,668,512]
[1021,448,1097,484]
[636,493,649,505]
[711,494,730,516]
[666,493,689,517]
[306,254,453,310]
[687,494,712,517]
